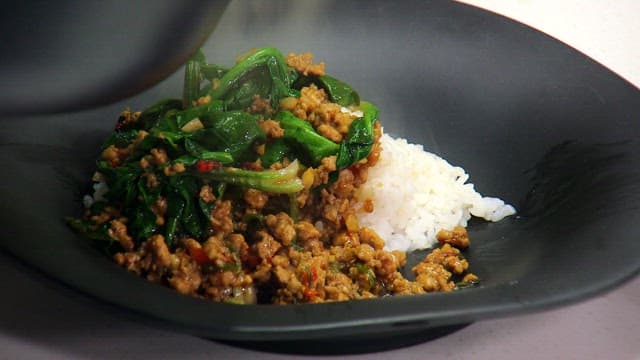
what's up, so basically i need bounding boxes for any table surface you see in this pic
[2,1,639,359]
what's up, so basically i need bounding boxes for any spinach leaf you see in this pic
[195,160,303,194]
[136,175,159,208]
[128,204,158,242]
[174,102,224,128]
[208,47,293,110]
[260,138,291,168]
[195,110,265,164]
[165,185,185,247]
[163,175,210,244]
[97,162,143,206]
[186,49,228,96]
[275,110,340,166]
[102,129,139,148]
[174,176,203,239]
[335,101,379,169]
[150,102,224,148]
[183,51,203,107]
[318,75,360,106]
[66,217,120,254]
[134,99,184,131]
[201,63,228,80]
[198,197,215,234]
[181,138,234,164]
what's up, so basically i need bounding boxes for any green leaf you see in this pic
[260,138,291,168]
[183,52,203,108]
[318,75,360,106]
[275,110,340,166]
[176,176,203,239]
[102,129,139,148]
[135,99,184,130]
[195,110,266,164]
[195,160,303,194]
[174,102,224,128]
[198,197,215,233]
[150,102,225,146]
[201,63,228,80]
[208,47,293,110]
[136,176,159,207]
[128,204,158,242]
[165,185,185,247]
[98,163,142,206]
[183,138,234,164]
[335,101,379,169]
[66,217,110,242]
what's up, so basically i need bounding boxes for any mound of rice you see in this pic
[356,132,516,252]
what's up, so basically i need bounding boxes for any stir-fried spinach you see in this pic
[273,111,341,166]
[195,110,266,163]
[69,47,379,254]
[335,101,379,169]
[206,47,295,110]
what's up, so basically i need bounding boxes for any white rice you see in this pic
[356,132,515,252]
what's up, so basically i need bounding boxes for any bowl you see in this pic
[0,0,638,354]
[0,0,229,114]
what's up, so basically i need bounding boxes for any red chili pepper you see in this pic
[304,289,318,298]
[301,267,319,299]
[188,246,210,265]
[195,160,219,173]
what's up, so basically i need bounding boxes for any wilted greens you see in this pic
[68,47,378,253]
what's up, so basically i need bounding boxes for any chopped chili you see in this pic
[195,160,217,173]
[188,246,211,265]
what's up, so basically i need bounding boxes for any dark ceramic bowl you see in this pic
[1,0,639,354]
[0,0,229,114]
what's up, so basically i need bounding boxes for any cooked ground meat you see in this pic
[244,188,269,210]
[168,251,202,295]
[265,212,296,246]
[258,119,284,139]
[199,185,216,203]
[248,95,274,115]
[116,108,141,129]
[286,52,325,76]
[150,148,169,166]
[436,226,471,249]
[210,200,233,236]
[108,219,134,251]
